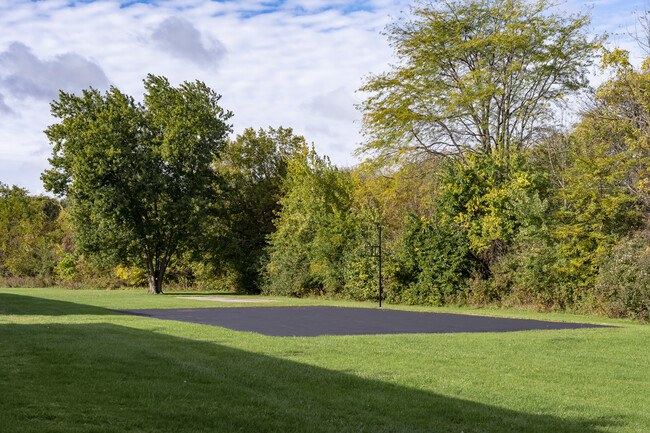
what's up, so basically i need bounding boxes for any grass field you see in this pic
[0,287,647,432]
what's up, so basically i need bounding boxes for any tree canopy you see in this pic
[358,0,602,166]
[6,2,645,320]
[41,74,232,294]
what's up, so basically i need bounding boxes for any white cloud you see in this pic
[0,0,403,192]
[305,87,358,121]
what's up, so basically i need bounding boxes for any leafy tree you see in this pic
[358,0,601,166]
[262,146,358,296]
[353,157,440,233]
[0,183,63,279]
[595,230,650,321]
[530,53,650,293]
[213,127,306,292]
[42,75,232,294]
[590,50,650,211]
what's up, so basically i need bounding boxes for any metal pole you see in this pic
[378,225,382,308]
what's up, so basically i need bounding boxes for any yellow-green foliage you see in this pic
[262,146,359,296]
[436,153,548,257]
[352,158,439,233]
[393,213,477,306]
[114,264,147,287]
[211,127,307,292]
[0,183,67,279]
[547,55,650,290]
[358,0,601,166]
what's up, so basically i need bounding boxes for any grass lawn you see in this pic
[0,287,647,432]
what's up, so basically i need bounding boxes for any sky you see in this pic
[0,0,647,194]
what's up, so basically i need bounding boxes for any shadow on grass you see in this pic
[0,293,116,316]
[0,322,619,433]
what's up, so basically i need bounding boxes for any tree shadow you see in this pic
[0,293,116,316]
[0,322,620,433]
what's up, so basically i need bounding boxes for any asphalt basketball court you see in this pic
[115,305,611,337]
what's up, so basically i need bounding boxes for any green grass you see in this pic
[0,287,647,432]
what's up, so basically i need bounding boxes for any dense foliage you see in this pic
[210,127,307,292]
[261,146,359,296]
[0,183,67,283]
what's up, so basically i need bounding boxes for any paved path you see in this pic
[176,296,278,303]
[115,306,613,337]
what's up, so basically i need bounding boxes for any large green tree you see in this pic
[42,75,232,294]
[358,0,601,166]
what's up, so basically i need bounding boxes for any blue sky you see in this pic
[0,0,647,194]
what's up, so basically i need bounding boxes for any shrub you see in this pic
[342,248,380,301]
[486,243,587,310]
[342,240,400,303]
[114,264,147,287]
[55,253,78,283]
[393,214,476,306]
[595,231,650,321]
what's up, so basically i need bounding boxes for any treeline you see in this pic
[2,111,649,319]
[1,0,649,320]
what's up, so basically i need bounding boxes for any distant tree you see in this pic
[0,183,63,278]
[42,75,232,294]
[213,127,306,292]
[262,146,358,296]
[537,51,650,290]
[358,0,602,167]
[353,157,440,233]
[435,152,549,260]
[394,212,477,305]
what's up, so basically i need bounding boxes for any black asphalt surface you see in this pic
[114,306,613,337]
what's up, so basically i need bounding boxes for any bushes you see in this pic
[486,242,587,310]
[393,214,476,306]
[595,231,650,321]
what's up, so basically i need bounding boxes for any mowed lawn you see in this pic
[0,287,647,433]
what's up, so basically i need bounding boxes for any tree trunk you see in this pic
[147,267,164,294]
[145,247,171,294]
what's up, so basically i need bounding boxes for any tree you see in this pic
[353,156,440,233]
[262,146,358,296]
[435,152,549,260]
[42,75,232,294]
[358,0,601,166]
[589,50,650,212]
[212,127,306,291]
[0,183,64,279]
[532,51,650,292]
